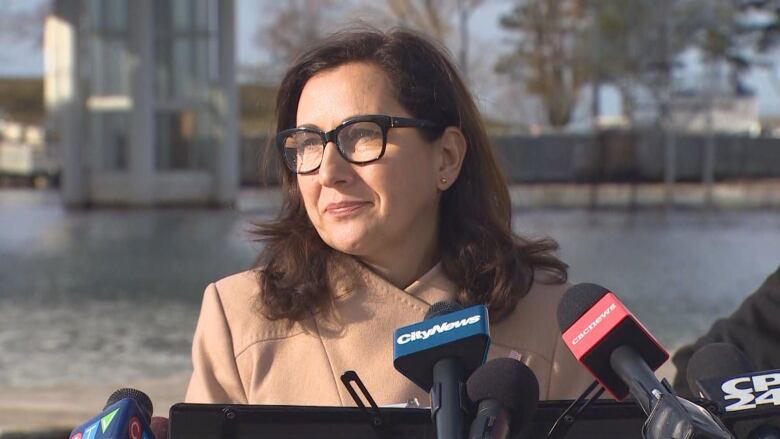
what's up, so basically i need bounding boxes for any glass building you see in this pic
[45,0,238,206]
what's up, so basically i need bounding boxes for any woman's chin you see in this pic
[319,221,373,249]
[329,240,370,257]
[323,233,376,258]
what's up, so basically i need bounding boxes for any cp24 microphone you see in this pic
[70,388,157,439]
[394,301,491,439]
[557,283,733,439]
[687,343,780,439]
[466,357,540,439]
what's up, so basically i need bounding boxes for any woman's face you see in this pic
[295,62,443,264]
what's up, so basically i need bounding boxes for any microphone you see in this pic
[466,357,540,439]
[687,343,780,439]
[394,301,491,439]
[70,388,157,439]
[557,283,733,439]
[149,416,169,439]
[687,343,754,402]
[556,283,668,401]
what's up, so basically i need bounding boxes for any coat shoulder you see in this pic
[490,274,571,362]
[208,269,305,351]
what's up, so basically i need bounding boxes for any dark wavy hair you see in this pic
[252,26,567,323]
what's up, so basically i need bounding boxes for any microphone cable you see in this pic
[545,380,605,439]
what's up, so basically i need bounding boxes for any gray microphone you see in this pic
[466,358,539,439]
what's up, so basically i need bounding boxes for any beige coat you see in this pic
[185,254,596,405]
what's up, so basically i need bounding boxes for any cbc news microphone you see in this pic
[394,301,491,439]
[466,357,539,439]
[70,388,157,439]
[687,343,780,439]
[557,283,733,439]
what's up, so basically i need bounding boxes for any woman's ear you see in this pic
[436,127,468,190]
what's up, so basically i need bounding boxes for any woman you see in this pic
[185,27,594,406]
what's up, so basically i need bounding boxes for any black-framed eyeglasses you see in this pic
[275,114,440,174]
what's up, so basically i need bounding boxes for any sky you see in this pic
[1,0,779,118]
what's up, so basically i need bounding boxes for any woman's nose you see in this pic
[317,141,353,187]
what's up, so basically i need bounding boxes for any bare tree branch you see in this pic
[252,0,349,73]
[496,0,590,128]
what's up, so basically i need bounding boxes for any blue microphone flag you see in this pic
[70,398,154,439]
[393,304,490,390]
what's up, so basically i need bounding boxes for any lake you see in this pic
[1,188,778,401]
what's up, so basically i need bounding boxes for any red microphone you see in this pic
[557,284,734,439]
[556,283,668,400]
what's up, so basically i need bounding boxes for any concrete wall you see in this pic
[241,133,780,185]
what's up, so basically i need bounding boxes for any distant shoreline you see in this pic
[0,374,189,436]
[2,180,779,210]
[237,180,780,213]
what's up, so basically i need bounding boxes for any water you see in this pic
[1,189,779,391]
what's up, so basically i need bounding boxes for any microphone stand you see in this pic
[611,346,733,439]
[546,380,605,439]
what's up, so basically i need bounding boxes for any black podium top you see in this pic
[170,400,647,439]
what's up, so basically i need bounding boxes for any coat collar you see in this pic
[328,252,459,307]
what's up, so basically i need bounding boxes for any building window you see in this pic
[155,109,214,170]
[154,0,218,100]
[81,0,131,96]
[89,111,130,171]
[79,0,130,171]
[154,0,219,171]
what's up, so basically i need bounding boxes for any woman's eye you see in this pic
[301,138,321,148]
[354,128,378,138]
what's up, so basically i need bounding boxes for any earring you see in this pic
[439,177,448,184]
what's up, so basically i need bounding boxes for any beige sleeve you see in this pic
[185,283,248,404]
[547,335,607,400]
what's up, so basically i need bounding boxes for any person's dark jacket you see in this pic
[672,264,780,397]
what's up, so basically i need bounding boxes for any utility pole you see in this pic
[457,0,471,81]
[703,65,716,209]
[589,0,603,209]
[661,0,676,209]
[590,0,601,130]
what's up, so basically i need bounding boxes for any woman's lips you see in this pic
[324,201,370,217]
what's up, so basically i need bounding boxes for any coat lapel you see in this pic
[314,254,458,406]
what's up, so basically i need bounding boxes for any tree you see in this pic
[742,0,780,54]
[381,0,453,41]
[697,0,780,92]
[355,0,485,79]
[455,0,487,80]
[252,0,348,78]
[581,0,735,125]
[584,0,680,125]
[251,0,486,83]
[496,0,590,129]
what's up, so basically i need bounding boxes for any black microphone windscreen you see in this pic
[105,388,153,422]
[556,283,610,332]
[424,300,464,320]
[686,343,754,396]
[466,357,540,416]
[150,416,169,439]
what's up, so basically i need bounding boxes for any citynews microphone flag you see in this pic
[393,304,490,391]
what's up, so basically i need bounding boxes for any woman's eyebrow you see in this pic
[298,114,366,130]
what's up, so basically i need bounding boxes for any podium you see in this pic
[169,400,648,439]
